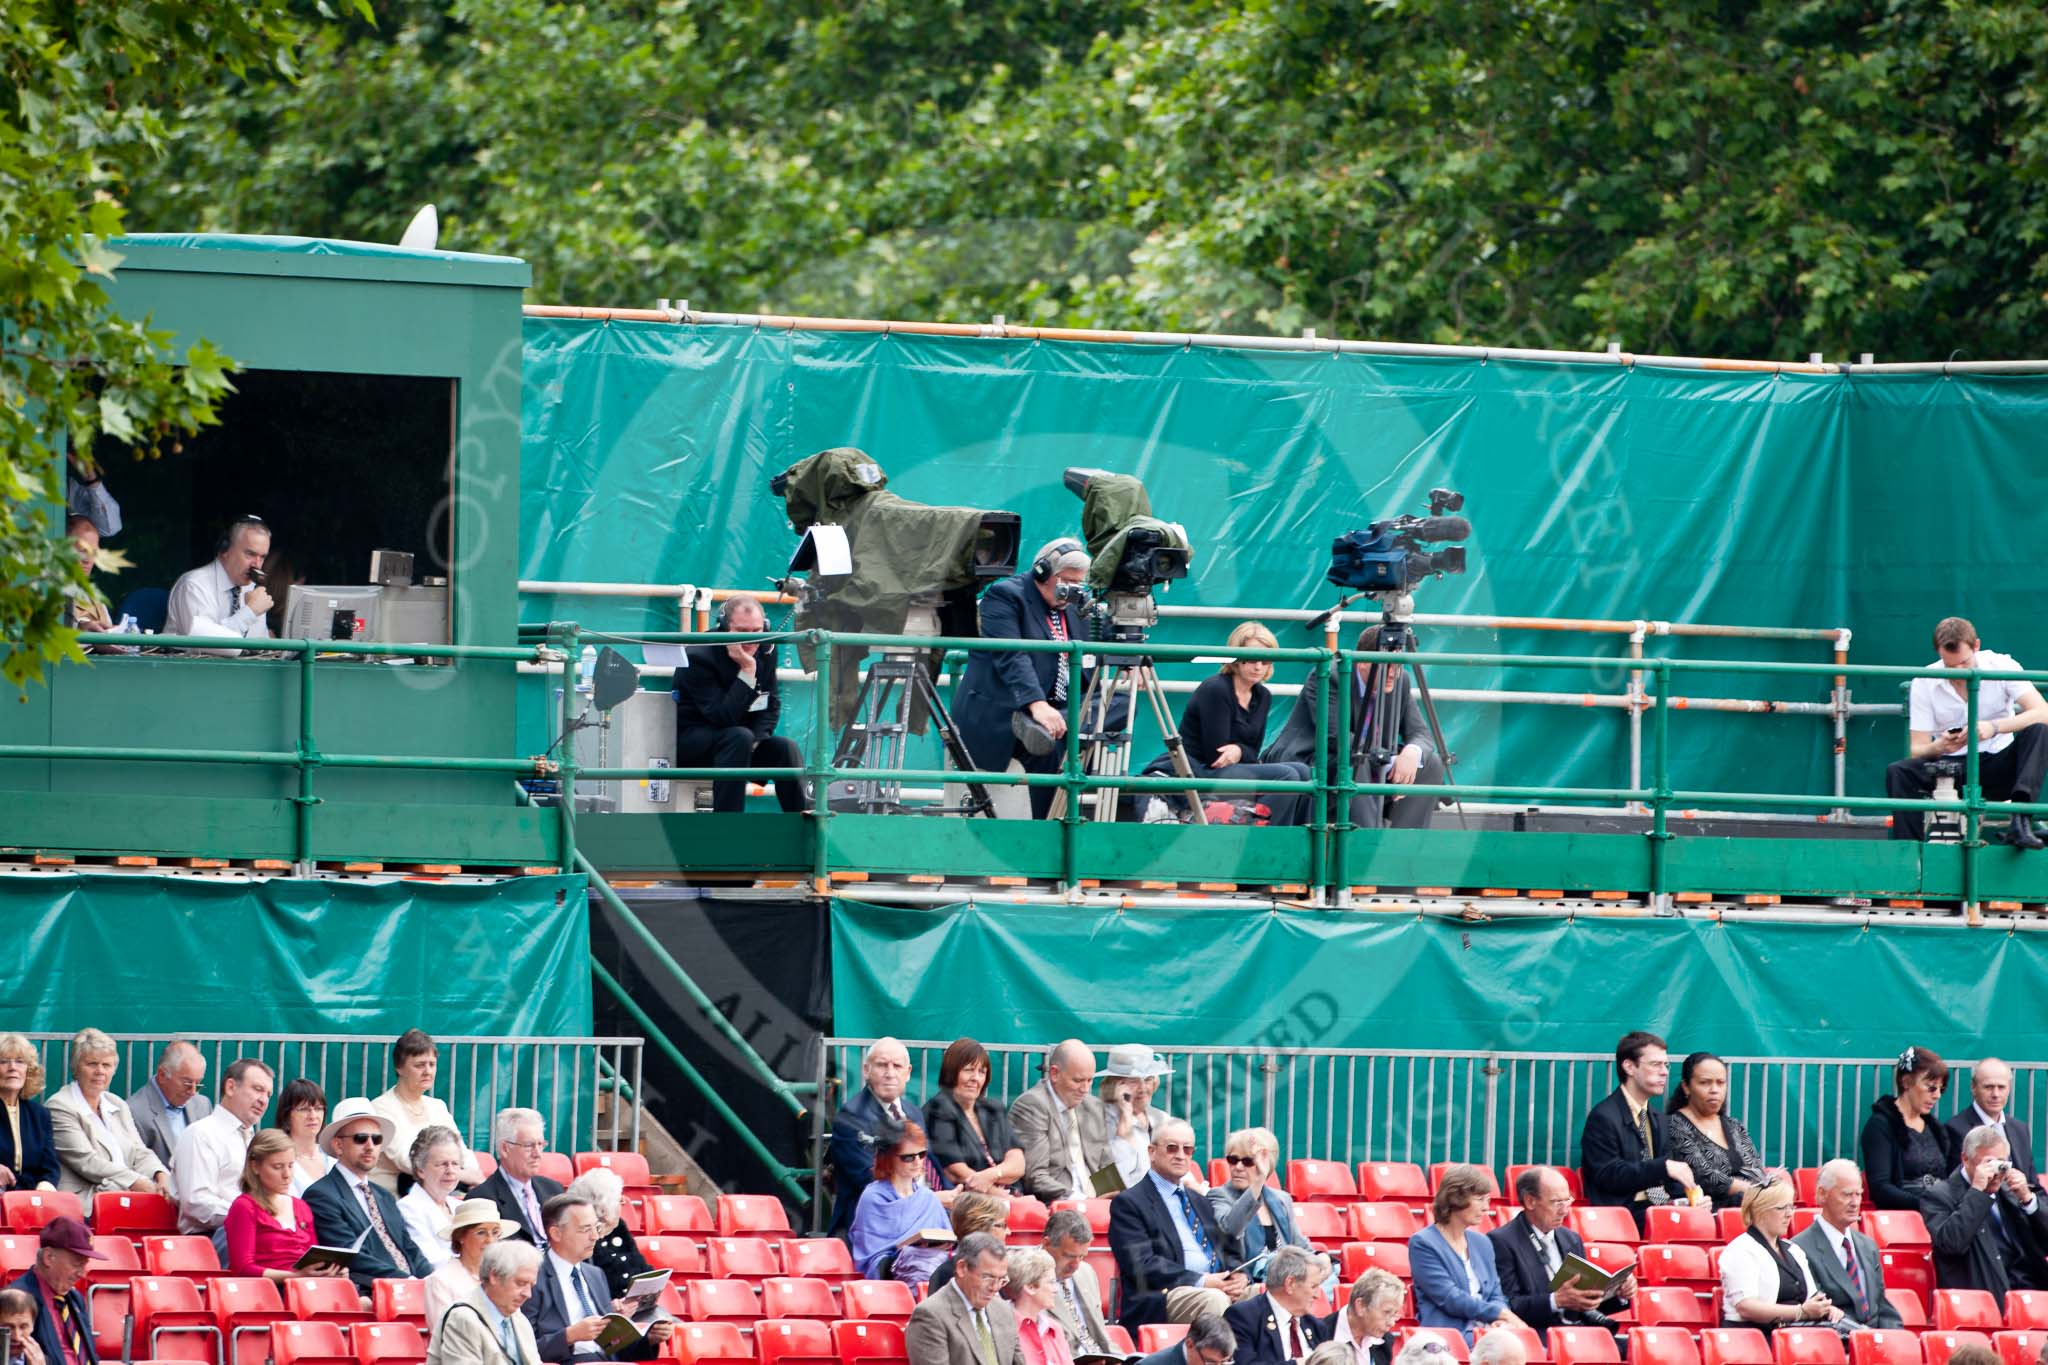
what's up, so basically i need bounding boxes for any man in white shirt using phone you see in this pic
[1886,616,2048,847]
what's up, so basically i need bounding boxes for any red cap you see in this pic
[38,1216,105,1259]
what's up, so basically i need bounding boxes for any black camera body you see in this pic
[1105,525,1191,593]
[1328,488,1469,594]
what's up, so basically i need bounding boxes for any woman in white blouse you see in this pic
[371,1030,482,1193]
[398,1126,469,1270]
[1719,1180,1843,1337]
[47,1028,169,1196]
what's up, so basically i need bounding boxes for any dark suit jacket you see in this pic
[303,1165,434,1290]
[1945,1109,2039,1184]
[1790,1220,1903,1329]
[8,1267,97,1365]
[0,1096,59,1191]
[124,1081,212,1170]
[1222,1296,1333,1365]
[1579,1089,1683,1230]
[471,1168,566,1246]
[1262,664,1436,769]
[524,1252,657,1363]
[672,642,781,741]
[1489,1213,1628,1332]
[1862,1096,1961,1211]
[828,1087,924,1237]
[1108,1174,1226,1327]
[1921,1169,2048,1309]
[923,1089,1021,1190]
[952,573,1090,774]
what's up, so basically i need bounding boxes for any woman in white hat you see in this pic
[424,1197,522,1336]
[1096,1045,1178,1189]
[398,1125,469,1271]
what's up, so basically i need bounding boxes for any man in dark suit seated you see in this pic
[471,1108,566,1246]
[1108,1120,1248,1328]
[1922,1125,2048,1311]
[1489,1166,1633,1338]
[827,1038,922,1237]
[1135,1315,1236,1365]
[671,595,807,814]
[524,1192,673,1363]
[1946,1060,2038,1184]
[1222,1246,1332,1365]
[1579,1031,1693,1233]
[6,1218,102,1365]
[1791,1160,1900,1330]
[951,539,1092,820]
[303,1097,433,1294]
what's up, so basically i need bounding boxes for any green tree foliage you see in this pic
[1,0,366,680]
[130,0,2048,362]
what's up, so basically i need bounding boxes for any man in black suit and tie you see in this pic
[1579,1031,1694,1233]
[1108,1120,1248,1328]
[1134,1315,1236,1365]
[1490,1166,1633,1338]
[1946,1060,2038,1184]
[827,1039,923,1237]
[1222,1247,1332,1365]
[1922,1125,2048,1311]
[303,1098,433,1294]
[1791,1160,1901,1329]
[6,1218,102,1365]
[471,1108,565,1246]
[524,1192,673,1363]
[670,595,807,814]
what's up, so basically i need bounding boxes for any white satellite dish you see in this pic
[398,204,439,250]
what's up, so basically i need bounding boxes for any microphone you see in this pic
[246,568,268,587]
[1414,516,1471,542]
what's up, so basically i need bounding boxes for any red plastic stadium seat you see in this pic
[1429,1164,1500,1198]
[841,1280,917,1324]
[779,1238,856,1283]
[144,1235,225,1279]
[0,1235,35,1276]
[687,1280,762,1325]
[1791,1211,1821,1238]
[707,1236,782,1280]
[674,1324,752,1365]
[1850,1332,1923,1365]
[1938,1290,2003,1333]
[3,1190,85,1233]
[1629,1327,1702,1365]
[757,1320,837,1365]
[2009,1294,2048,1331]
[641,1237,708,1279]
[351,1323,426,1365]
[1342,1242,1411,1281]
[1793,1169,1823,1207]
[85,1235,142,1285]
[576,1150,651,1181]
[1140,1327,1190,1353]
[1773,1330,1847,1365]
[1864,1211,1931,1249]
[1718,1210,1749,1242]
[1581,1243,1638,1274]
[1478,1326,1548,1364]
[1887,1289,1929,1330]
[472,1153,496,1180]
[1996,1333,2048,1365]
[1549,1327,1623,1365]
[272,1322,353,1365]
[1290,1160,1361,1204]
[1507,1166,1583,1200]
[717,1195,793,1237]
[1293,1202,1348,1248]
[1702,1329,1773,1365]
[131,1276,223,1364]
[1005,1198,1049,1246]
[1638,1244,1715,1289]
[1050,1199,1113,1237]
[761,1278,839,1322]
[1106,1328,1137,1355]
[211,1278,291,1365]
[1880,1251,1934,1316]
[372,1279,425,1329]
[1636,1286,1708,1326]
[95,1191,180,1239]
[286,1277,374,1324]
[1923,1336,1997,1365]
[648,1196,715,1236]
[536,1152,574,1186]
[1568,1207,1643,1246]
[1359,1163,1432,1211]
[1352,1203,1420,1243]
[1647,1204,1720,1246]
[832,1320,909,1365]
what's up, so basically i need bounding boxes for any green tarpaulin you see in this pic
[521,319,2048,798]
[8,872,592,1036]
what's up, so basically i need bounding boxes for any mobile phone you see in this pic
[1946,727,1965,737]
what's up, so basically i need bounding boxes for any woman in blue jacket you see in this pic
[1408,1165,1526,1343]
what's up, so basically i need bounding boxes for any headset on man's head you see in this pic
[216,514,269,556]
[1030,537,1086,583]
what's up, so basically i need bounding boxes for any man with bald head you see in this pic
[1010,1040,1114,1202]
[1947,1059,2037,1183]
[829,1038,924,1236]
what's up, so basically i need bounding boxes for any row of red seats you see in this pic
[1539,1325,2046,1365]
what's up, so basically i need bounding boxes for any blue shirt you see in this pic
[1148,1169,1213,1274]
[478,1292,519,1358]
[153,1078,191,1147]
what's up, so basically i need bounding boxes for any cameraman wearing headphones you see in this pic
[164,515,274,650]
[952,538,1092,819]
[671,595,809,813]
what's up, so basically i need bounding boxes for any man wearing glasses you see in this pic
[1489,1166,1632,1338]
[474,1108,566,1245]
[171,1057,274,1253]
[1887,616,2048,848]
[1578,1032,1693,1234]
[1109,1120,1248,1328]
[1136,1314,1237,1365]
[304,1096,434,1294]
[907,1232,1024,1365]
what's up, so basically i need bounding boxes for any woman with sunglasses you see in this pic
[1207,1127,1332,1286]
[849,1117,951,1282]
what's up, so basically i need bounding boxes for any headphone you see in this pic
[1031,537,1086,582]
[216,514,268,556]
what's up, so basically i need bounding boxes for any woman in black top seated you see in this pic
[1665,1052,1787,1209]
[1151,622,1312,824]
[1860,1045,1960,1209]
[923,1038,1025,1193]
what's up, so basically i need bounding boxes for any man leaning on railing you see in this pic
[1885,616,2048,849]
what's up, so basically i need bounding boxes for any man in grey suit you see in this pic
[125,1042,209,1172]
[1009,1042,1113,1202]
[907,1232,1025,1365]
[1792,1159,1901,1330]
[428,1239,543,1365]
[1945,1060,2038,1184]
[1043,1209,1115,1356]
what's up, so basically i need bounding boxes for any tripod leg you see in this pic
[1046,671,1104,822]
[916,668,996,818]
[1405,656,1466,828]
[1093,664,1142,821]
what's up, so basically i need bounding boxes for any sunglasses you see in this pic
[1224,1155,1258,1167]
[347,1132,385,1146]
[897,1150,928,1162]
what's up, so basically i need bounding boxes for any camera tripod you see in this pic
[829,596,996,817]
[1310,589,1464,825]
[1045,592,1208,824]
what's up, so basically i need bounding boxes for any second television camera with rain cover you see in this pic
[768,446,1019,815]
